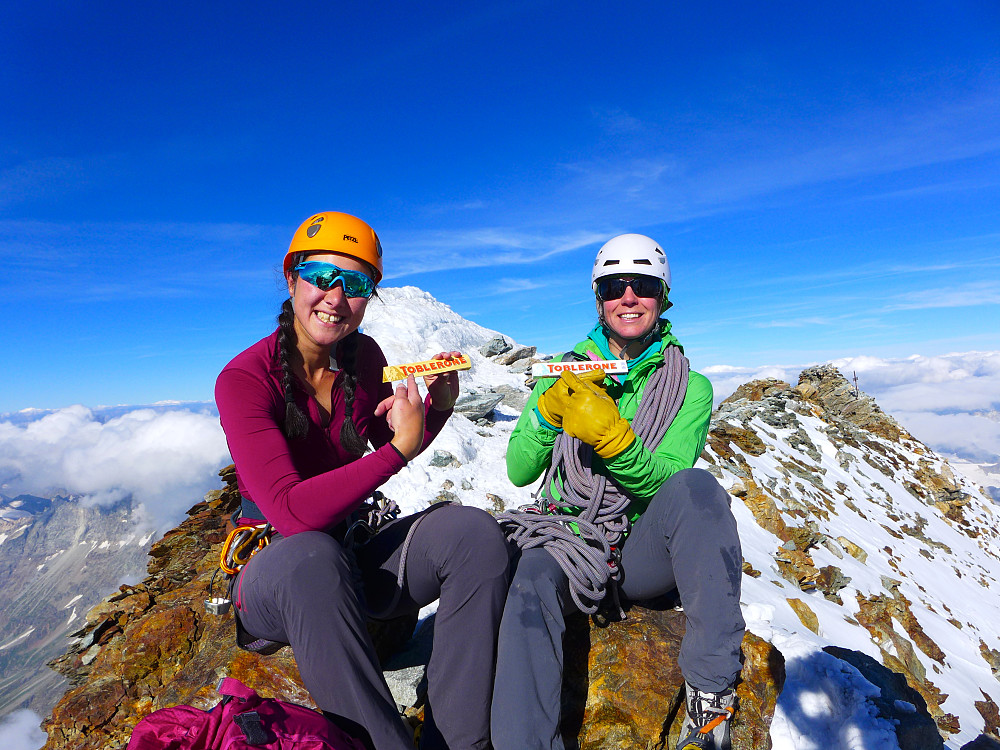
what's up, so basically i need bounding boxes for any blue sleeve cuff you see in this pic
[533,406,562,433]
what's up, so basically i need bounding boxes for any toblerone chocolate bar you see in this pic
[531,359,628,377]
[383,354,472,383]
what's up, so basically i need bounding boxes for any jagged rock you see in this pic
[494,383,529,412]
[486,493,506,514]
[786,598,819,634]
[817,565,851,603]
[721,378,791,404]
[479,335,512,358]
[495,345,536,366]
[798,364,907,442]
[976,690,1000,740]
[453,392,505,422]
[41,468,415,750]
[706,419,767,458]
[854,588,956,734]
[980,641,1000,679]
[382,616,435,711]
[508,357,534,374]
[837,535,868,563]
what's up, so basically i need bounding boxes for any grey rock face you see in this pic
[479,336,513,358]
[495,345,537,366]
[0,495,149,719]
[454,393,505,422]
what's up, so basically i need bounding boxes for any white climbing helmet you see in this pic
[591,233,671,291]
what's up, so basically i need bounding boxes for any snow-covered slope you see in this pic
[702,374,1000,748]
[362,286,538,515]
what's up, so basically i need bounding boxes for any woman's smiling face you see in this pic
[599,276,661,347]
[286,252,372,352]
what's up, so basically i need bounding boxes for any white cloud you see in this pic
[883,281,1000,311]
[892,411,1000,463]
[383,228,607,280]
[0,710,46,750]
[0,406,231,532]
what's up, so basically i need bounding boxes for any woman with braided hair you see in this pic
[215,212,509,750]
[493,234,745,750]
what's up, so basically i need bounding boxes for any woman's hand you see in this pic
[375,374,425,461]
[424,350,462,411]
[537,367,607,429]
[560,371,636,459]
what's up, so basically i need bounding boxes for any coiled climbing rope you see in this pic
[498,345,690,616]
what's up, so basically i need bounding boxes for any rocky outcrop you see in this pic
[705,365,1000,746]
[41,467,784,749]
[562,607,784,749]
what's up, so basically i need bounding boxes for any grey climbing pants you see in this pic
[491,468,745,750]
[236,503,510,750]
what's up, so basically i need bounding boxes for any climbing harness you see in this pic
[498,345,690,617]
[343,490,400,549]
[346,493,454,621]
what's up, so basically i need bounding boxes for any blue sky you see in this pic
[2,1,999,412]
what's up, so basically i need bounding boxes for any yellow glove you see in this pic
[560,371,636,459]
[537,367,608,430]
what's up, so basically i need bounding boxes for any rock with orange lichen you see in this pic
[41,466,787,750]
[42,467,416,750]
[562,606,784,750]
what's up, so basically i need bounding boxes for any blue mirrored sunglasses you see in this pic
[294,261,376,299]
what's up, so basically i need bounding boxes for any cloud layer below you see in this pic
[0,405,230,532]
[0,710,46,750]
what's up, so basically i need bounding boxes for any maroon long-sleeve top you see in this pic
[215,331,451,537]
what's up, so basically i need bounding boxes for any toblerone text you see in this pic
[530,359,628,377]
[383,354,472,383]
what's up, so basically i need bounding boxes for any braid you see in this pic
[338,332,369,456]
[276,298,310,440]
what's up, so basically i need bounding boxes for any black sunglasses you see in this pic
[595,276,664,301]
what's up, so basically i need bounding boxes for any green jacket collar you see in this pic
[585,320,682,370]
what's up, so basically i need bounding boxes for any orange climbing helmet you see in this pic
[284,211,384,284]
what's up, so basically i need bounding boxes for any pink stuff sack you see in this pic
[126,676,367,749]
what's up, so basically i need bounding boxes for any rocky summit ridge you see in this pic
[39,364,1000,750]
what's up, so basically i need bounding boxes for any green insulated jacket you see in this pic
[506,321,713,519]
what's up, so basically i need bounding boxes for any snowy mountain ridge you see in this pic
[0,493,150,720]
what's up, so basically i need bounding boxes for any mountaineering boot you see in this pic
[675,682,736,750]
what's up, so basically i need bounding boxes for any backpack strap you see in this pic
[217,677,257,702]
